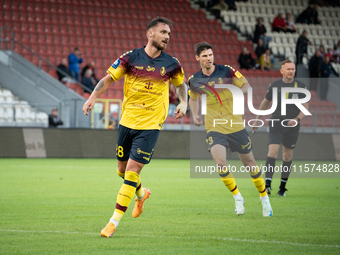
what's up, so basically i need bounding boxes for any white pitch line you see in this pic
[0,229,339,248]
[20,165,112,169]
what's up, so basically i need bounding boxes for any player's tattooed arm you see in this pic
[95,79,105,91]
[174,83,188,119]
[93,74,113,93]
[176,83,188,104]
[82,74,113,116]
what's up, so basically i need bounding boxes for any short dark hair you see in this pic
[195,41,213,56]
[281,60,293,66]
[146,17,173,32]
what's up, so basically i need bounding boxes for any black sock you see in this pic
[265,157,276,187]
[280,160,292,190]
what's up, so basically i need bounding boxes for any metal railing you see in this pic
[91,99,122,129]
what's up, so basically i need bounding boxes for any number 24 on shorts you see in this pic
[116,145,124,157]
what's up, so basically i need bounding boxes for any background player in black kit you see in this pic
[253,60,309,196]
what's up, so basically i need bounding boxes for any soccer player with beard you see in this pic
[189,42,273,217]
[253,60,308,196]
[83,17,188,237]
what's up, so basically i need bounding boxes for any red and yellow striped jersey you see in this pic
[107,47,184,130]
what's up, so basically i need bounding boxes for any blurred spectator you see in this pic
[328,47,339,63]
[319,55,340,100]
[296,6,311,24]
[209,0,229,10]
[196,0,209,8]
[68,47,83,81]
[272,10,287,32]
[308,49,323,91]
[310,4,321,24]
[319,45,325,58]
[255,38,266,60]
[238,47,256,70]
[225,0,237,11]
[168,84,179,117]
[81,69,96,92]
[253,17,272,48]
[309,0,339,7]
[296,5,321,24]
[295,30,311,64]
[81,61,99,83]
[335,40,340,51]
[257,48,271,71]
[332,41,340,63]
[209,0,237,10]
[108,119,118,130]
[285,12,296,33]
[324,48,334,61]
[48,108,63,128]
[56,57,72,82]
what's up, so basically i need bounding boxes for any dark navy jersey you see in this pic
[188,64,246,94]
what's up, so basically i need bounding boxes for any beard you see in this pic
[152,39,166,51]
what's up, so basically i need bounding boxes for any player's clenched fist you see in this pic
[193,115,203,126]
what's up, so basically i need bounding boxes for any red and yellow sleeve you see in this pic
[231,68,248,88]
[188,75,200,101]
[190,89,200,101]
[170,58,185,87]
[107,52,131,81]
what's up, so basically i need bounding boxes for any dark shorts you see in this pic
[206,129,252,154]
[268,120,300,149]
[116,124,160,164]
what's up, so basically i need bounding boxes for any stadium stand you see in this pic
[0,85,48,126]
[1,0,280,96]
[0,0,339,128]
[218,0,340,65]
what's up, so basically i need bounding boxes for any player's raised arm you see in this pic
[82,74,113,116]
[174,83,188,119]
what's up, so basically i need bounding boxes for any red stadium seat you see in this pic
[335,114,340,128]
[6,0,326,123]
[106,90,115,99]
[114,90,124,100]
[82,92,91,99]
[316,113,335,127]
[68,83,78,90]
[166,116,181,124]
[301,115,314,127]
[309,104,317,112]
[310,90,318,101]
[183,115,191,124]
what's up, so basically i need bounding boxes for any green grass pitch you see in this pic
[0,158,339,255]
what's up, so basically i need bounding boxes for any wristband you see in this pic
[176,102,187,116]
